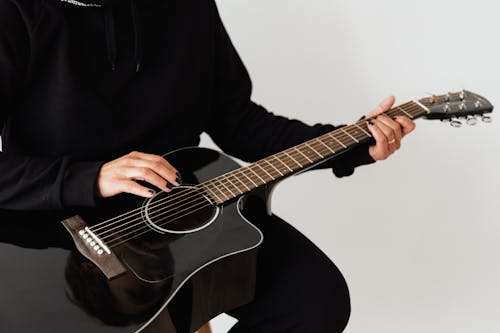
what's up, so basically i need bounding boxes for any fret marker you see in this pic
[294,147,313,163]
[242,172,259,188]
[273,155,294,172]
[208,181,230,201]
[305,142,324,158]
[341,128,359,143]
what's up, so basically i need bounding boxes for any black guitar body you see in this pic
[0,147,271,333]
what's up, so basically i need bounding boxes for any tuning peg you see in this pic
[450,119,462,128]
[443,104,451,113]
[429,95,437,104]
[482,115,492,123]
[466,116,478,126]
[475,100,482,109]
[459,90,466,100]
[445,93,452,102]
[459,102,467,111]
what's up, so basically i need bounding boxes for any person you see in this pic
[0,0,415,332]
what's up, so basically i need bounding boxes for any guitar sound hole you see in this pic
[143,186,219,234]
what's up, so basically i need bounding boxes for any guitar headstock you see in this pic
[420,90,493,127]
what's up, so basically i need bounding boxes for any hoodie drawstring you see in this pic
[104,7,117,71]
[130,0,142,73]
[103,0,142,73]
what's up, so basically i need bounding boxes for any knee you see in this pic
[295,262,351,332]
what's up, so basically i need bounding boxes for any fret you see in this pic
[241,171,259,188]
[199,184,223,204]
[341,128,359,143]
[263,158,284,177]
[305,142,324,158]
[218,177,237,198]
[232,173,251,192]
[272,155,294,172]
[283,151,303,168]
[206,181,229,201]
[354,123,372,137]
[247,166,266,184]
[316,138,336,154]
[294,147,313,163]
[328,133,347,149]
[397,106,414,119]
[255,162,275,180]
[224,175,243,195]
[412,100,430,114]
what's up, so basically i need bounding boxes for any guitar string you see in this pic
[91,104,424,242]
[93,104,425,243]
[93,103,424,243]
[101,106,427,247]
[90,101,419,235]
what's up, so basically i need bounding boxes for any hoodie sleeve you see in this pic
[205,2,375,178]
[0,1,103,210]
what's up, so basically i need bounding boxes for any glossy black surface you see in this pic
[0,147,263,333]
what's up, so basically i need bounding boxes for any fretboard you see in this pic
[198,100,429,204]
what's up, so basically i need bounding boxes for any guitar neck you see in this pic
[199,100,430,204]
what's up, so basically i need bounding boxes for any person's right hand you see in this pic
[96,151,182,199]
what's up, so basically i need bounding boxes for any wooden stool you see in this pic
[197,322,212,333]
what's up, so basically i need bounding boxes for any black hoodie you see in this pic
[0,0,374,211]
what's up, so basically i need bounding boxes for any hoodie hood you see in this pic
[59,0,143,72]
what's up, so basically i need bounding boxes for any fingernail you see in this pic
[176,177,182,185]
[148,189,156,196]
[167,182,173,190]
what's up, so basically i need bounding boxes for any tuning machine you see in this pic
[466,115,478,126]
[482,115,493,123]
[459,90,466,100]
[450,119,462,128]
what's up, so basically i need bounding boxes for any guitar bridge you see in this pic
[62,215,127,280]
[78,227,111,256]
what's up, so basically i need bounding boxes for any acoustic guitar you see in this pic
[0,90,493,333]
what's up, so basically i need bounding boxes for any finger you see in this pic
[127,151,180,179]
[126,155,181,186]
[367,122,389,160]
[123,167,173,192]
[367,95,396,117]
[394,116,416,137]
[372,118,397,153]
[129,159,180,187]
[377,115,402,149]
[119,180,157,198]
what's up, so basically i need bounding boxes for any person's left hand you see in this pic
[366,96,416,161]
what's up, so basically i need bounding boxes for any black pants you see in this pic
[226,214,351,333]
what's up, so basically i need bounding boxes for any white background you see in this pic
[204,1,500,332]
